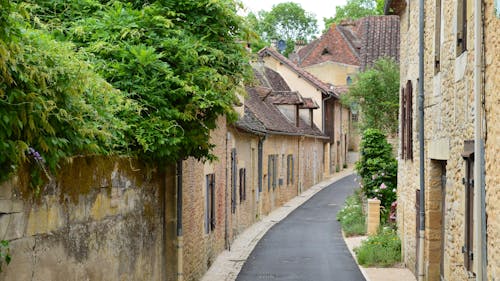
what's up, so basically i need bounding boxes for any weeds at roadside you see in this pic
[336,189,366,236]
[354,226,401,267]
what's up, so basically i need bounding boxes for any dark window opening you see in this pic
[462,141,474,272]
[205,174,216,233]
[239,168,246,202]
[457,0,467,55]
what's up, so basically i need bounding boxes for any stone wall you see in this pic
[484,1,500,280]
[0,157,176,281]
[397,0,500,280]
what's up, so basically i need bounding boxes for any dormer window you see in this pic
[321,48,330,55]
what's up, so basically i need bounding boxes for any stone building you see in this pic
[258,47,347,175]
[387,0,500,279]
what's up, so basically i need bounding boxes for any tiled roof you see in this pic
[300,98,319,109]
[257,47,338,97]
[297,23,360,67]
[235,68,327,139]
[267,91,303,105]
[358,16,400,71]
[293,16,400,71]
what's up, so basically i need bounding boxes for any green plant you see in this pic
[356,128,397,213]
[354,227,401,267]
[0,240,11,272]
[337,190,366,236]
[341,58,399,136]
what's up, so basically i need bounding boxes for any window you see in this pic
[231,148,237,213]
[457,0,467,55]
[401,81,413,160]
[462,142,474,272]
[268,154,278,190]
[286,154,294,185]
[239,168,246,203]
[435,0,442,73]
[205,174,216,234]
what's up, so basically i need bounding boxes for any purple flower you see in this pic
[380,183,387,189]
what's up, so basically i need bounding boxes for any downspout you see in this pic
[176,160,183,281]
[257,136,266,218]
[473,0,485,278]
[417,0,425,278]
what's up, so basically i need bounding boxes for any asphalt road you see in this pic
[236,174,366,281]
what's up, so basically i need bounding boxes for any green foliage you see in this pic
[245,2,317,56]
[65,0,252,161]
[323,0,383,29]
[341,58,400,135]
[0,0,251,178]
[354,227,401,267]
[337,189,366,236]
[356,128,397,212]
[0,240,11,272]
[0,5,132,184]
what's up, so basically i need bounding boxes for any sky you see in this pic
[239,0,348,32]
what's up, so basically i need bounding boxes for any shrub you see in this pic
[337,189,366,236]
[356,128,397,213]
[355,227,401,267]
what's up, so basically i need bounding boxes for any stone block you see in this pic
[367,199,380,235]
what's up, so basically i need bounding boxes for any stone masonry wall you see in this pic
[398,0,500,280]
[484,1,500,280]
[0,157,176,281]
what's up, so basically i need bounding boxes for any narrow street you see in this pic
[236,175,366,281]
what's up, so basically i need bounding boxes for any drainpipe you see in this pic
[322,92,335,174]
[257,136,266,218]
[225,132,230,250]
[473,0,485,278]
[417,0,425,277]
[176,160,183,281]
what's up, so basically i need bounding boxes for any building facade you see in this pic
[388,0,500,279]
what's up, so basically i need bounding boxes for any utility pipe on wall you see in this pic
[473,0,485,278]
[417,0,425,278]
[176,160,184,281]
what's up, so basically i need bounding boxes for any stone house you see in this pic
[258,47,346,175]
[0,66,329,281]
[387,0,500,279]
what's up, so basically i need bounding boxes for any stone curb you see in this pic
[201,168,356,281]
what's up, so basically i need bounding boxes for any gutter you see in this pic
[417,0,425,278]
[473,0,486,278]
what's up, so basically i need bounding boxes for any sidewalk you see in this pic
[201,167,415,281]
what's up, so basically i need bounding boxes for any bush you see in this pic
[355,227,401,267]
[356,128,397,213]
[337,190,366,236]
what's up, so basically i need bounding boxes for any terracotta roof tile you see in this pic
[299,97,319,109]
[293,16,400,71]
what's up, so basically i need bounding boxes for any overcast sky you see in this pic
[239,0,348,32]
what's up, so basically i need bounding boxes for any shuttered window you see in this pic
[286,154,294,185]
[463,152,474,272]
[401,81,413,160]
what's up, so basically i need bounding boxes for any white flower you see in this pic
[392,188,396,192]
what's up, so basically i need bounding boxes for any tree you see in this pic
[246,2,317,56]
[25,0,253,162]
[323,0,383,30]
[341,58,399,136]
